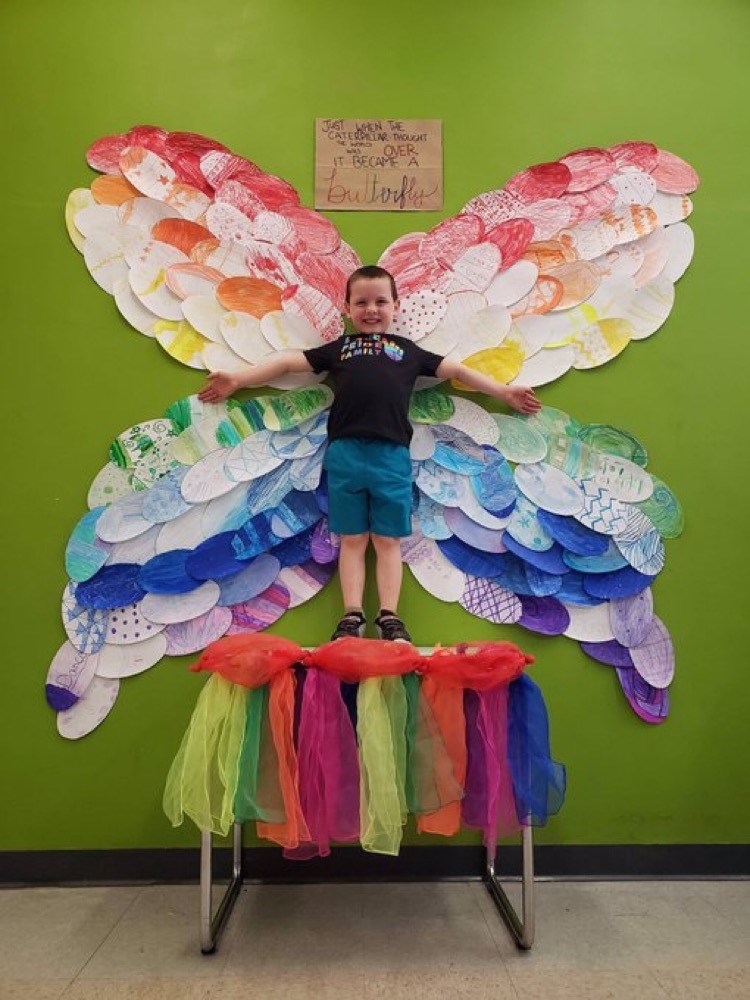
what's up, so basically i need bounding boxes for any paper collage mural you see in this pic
[50,126,698,738]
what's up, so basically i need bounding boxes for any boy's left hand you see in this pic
[504,385,541,414]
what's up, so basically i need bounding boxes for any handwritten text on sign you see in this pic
[315,118,442,212]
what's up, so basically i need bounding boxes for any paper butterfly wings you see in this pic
[53,127,696,737]
[66,128,697,389]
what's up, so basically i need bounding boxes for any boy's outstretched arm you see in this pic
[435,358,541,414]
[197,351,313,402]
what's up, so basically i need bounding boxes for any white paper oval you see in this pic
[181,448,236,503]
[562,602,614,642]
[509,345,576,388]
[95,632,168,678]
[96,492,153,543]
[401,531,466,602]
[141,581,221,625]
[57,675,120,740]
[155,505,209,553]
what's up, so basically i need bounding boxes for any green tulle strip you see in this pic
[357,676,408,855]
[234,685,281,824]
[163,674,248,837]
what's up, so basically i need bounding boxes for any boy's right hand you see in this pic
[198,371,238,403]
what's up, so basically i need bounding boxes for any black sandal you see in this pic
[331,610,366,640]
[374,610,412,643]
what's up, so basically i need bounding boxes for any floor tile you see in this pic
[73,886,231,981]
[651,968,750,999]
[62,981,214,999]
[0,887,140,980]
[505,968,670,999]
[0,981,70,1000]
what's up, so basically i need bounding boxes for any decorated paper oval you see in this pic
[518,595,570,635]
[492,414,548,464]
[629,616,674,689]
[515,463,584,516]
[218,554,282,606]
[459,575,522,624]
[228,582,291,632]
[580,639,634,668]
[576,424,648,467]
[105,603,167,645]
[62,583,108,654]
[635,475,684,538]
[505,495,554,551]
[65,507,111,582]
[536,510,608,556]
[164,607,233,655]
[616,667,669,724]
[46,641,99,711]
[277,560,336,608]
[402,531,466,602]
[609,589,654,647]
[57,675,120,740]
[444,507,505,552]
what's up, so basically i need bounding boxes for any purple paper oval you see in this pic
[580,639,634,668]
[616,666,669,724]
[518,595,570,635]
[630,616,674,689]
[609,588,654,647]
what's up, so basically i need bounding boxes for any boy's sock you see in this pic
[374,610,412,643]
[331,609,366,641]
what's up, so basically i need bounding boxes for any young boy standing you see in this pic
[199,265,540,641]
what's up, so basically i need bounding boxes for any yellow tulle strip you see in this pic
[357,676,408,855]
[163,674,248,836]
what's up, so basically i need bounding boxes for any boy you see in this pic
[199,265,540,641]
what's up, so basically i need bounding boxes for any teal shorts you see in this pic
[324,437,413,538]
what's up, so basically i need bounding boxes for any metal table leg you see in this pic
[483,824,535,949]
[200,822,244,954]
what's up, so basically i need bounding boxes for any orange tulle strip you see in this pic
[192,634,303,687]
[303,637,423,682]
[421,642,532,689]
[417,680,465,836]
[256,670,309,849]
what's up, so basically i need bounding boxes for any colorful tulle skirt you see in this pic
[164,636,566,858]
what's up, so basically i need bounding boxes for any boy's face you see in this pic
[345,277,399,335]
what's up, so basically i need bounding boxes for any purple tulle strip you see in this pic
[461,687,520,847]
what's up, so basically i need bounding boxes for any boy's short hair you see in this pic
[345,265,399,303]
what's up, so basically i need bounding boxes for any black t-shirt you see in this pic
[304,333,443,447]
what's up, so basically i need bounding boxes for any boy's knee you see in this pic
[370,533,400,553]
[340,532,369,552]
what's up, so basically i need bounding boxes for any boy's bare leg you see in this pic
[338,532,370,611]
[370,534,403,613]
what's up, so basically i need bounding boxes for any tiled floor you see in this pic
[0,880,748,998]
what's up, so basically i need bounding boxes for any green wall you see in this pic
[2,0,748,851]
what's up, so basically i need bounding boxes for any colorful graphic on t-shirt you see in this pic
[383,340,404,362]
[340,334,404,363]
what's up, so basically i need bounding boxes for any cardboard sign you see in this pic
[315,118,442,211]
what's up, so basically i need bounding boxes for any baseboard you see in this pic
[1,844,748,885]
